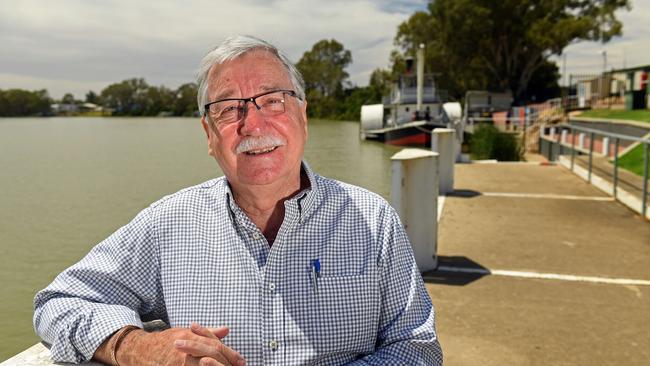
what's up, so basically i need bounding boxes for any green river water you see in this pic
[0,117,401,360]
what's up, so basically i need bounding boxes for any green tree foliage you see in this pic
[395,0,630,104]
[297,39,352,98]
[368,68,392,102]
[61,93,76,105]
[100,78,150,115]
[296,40,393,121]
[0,89,51,116]
[85,90,101,104]
[174,83,199,116]
[297,39,352,119]
[99,79,197,116]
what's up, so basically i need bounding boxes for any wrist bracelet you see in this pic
[109,325,140,366]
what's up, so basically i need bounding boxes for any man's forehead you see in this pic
[208,51,291,100]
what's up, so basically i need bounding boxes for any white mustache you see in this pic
[235,135,286,154]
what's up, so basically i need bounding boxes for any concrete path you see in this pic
[426,162,650,366]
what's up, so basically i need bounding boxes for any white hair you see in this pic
[196,35,305,115]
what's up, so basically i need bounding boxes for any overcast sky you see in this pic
[1,0,648,99]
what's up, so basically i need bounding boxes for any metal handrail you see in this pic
[554,123,650,144]
[540,123,649,219]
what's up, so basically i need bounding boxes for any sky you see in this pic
[0,0,648,100]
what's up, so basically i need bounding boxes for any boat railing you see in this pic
[388,87,448,104]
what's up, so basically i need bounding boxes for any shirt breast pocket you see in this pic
[313,272,380,355]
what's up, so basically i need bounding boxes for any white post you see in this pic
[561,130,568,144]
[431,128,455,194]
[391,149,439,272]
[550,127,556,140]
[602,137,610,156]
[579,133,586,149]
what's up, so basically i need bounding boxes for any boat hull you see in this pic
[361,121,440,147]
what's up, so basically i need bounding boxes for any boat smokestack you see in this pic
[416,43,424,114]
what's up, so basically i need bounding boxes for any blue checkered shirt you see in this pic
[34,163,442,365]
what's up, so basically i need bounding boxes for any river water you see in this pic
[0,117,401,360]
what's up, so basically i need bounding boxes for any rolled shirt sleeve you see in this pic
[33,207,164,363]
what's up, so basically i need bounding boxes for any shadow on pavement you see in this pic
[446,189,482,198]
[422,255,489,286]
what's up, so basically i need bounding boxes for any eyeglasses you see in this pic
[204,89,300,126]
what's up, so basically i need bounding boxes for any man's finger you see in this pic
[198,357,225,366]
[174,340,231,365]
[190,323,230,340]
[176,338,245,366]
[191,323,217,339]
[208,327,230,339]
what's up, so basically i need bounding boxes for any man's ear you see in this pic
[200,116,216,156]
[201,116,211,138]
[301,100,308,138]
[301,100,308,122]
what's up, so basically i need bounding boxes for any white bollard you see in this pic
[561,130,568,144]
[578,133,586,150]
[391,149,439,272]
[602,137,610,156]
[431,128,455,194]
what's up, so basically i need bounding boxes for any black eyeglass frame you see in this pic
[203,89,301,123]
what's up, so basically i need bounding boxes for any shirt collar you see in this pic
[223,160,321,224]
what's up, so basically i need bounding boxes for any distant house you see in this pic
[79,102,103,113]
[574,64,650,110]
[50,102,104,115]
[50,103,78,114]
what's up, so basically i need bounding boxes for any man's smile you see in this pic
[242,145,279,155]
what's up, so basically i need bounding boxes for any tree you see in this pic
[395,0,630,104]
[85,90,101,104]
[100,78,149,115]
[368,68,393,102]
[0,89,51,116]
[296,39,352,118]
[143,85,175,116]
[174,83,199,116]
[61,93,76,105]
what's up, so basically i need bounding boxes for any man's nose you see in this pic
[239,102,267,134]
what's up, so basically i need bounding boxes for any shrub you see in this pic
[469,123,522,161]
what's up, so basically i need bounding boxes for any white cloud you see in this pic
[0,0,426,98]
[0,0,647,99]
[554,0,650,84]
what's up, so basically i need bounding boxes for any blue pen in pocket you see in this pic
[310,259,320,293]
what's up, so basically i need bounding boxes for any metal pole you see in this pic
[571,127,576,171]
[416,43,425,114]
[588,132,594,183]
[643,143,649,218]
[613,138,619,199]
[523,111,527,154]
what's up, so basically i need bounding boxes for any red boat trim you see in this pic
[386,133,429,146]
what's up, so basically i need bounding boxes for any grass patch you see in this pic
[578,109,650,124]
[617,143,650,177]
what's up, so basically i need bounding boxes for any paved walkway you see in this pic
[425,162,650,366]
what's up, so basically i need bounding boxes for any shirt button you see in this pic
[268,283,276,292]
[252,232,261,240]
[269,340,278,351]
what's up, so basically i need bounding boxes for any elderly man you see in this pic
[34,36,442,365]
